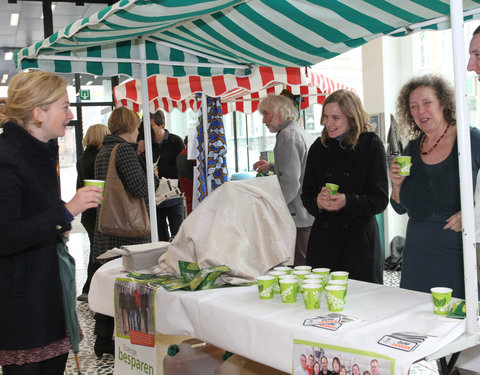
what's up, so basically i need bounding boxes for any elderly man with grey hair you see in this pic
[253,94,315,266]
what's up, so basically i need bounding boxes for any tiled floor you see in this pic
[2,221,443,375]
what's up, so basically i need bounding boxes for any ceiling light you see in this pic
[10,13,19,26]
[86,81,93,86]
[4,52,13,61]
[1,74,8,84]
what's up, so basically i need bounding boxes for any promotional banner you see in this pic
[293,338,395,375]
[114,278,157,375]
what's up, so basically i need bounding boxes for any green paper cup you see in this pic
[325,285,346,312]
[84,179,105,195]
[303,278,323,286]
[256,275,275,299]
[279,278,298,303]
[312,268,330,289]
[325,183,339,195]
[304,274,323,282]
[303,283,322,309]
[84,179,105,203]
[430,287,453,315]
[330,271,349,281]
[268,270,287,294]
[327,279,348,298]
[294,265,312,273]
[292,270,310,292]
[396,156,411,176]
[274,266,292,275]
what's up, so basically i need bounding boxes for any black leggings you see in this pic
[2,353,68,375]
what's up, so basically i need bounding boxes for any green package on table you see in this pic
[189,265,231,291]
[178,260,200,282]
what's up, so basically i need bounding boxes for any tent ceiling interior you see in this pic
[113,67,352,114]
[14,0,480,80]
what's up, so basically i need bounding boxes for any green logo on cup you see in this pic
[430,287,452,315]
[303,284,322,309]
[325,183,339,195]
[396,156,411,176]
[280,280,298,303]
[256,275,275,300]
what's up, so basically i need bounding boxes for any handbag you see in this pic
[98,144,150,238]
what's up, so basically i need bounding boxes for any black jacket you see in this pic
[147,130,185,179]
[0,123,70,350]
[301,132,388,283]
[76,145,99,232]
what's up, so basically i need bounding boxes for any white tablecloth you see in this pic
[89,258,467,374]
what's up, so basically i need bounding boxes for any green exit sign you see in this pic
[79,89,91,101]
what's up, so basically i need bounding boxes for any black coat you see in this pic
[150,131,185,179]
[76,145,99,233]
[301,132,388,283]
[0,123,70,350]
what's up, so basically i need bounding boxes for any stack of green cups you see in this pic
[279,275,298,303]
[303,283,322,309]
[325,285,346,312]
[312,268,330,290]
[256,275,275,300]
[268,270,287,294]
[292,270,310,292]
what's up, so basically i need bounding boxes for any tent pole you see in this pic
[201,95,211,195]
[450,0,478,334]
[138,36,158,242]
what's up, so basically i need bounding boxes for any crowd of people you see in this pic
[2,24,480,375]
[295,353,382,375]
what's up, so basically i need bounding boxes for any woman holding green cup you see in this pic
[389,74,480,299]
[301,90,388,285]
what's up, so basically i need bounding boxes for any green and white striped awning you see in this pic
[14,0,480,79]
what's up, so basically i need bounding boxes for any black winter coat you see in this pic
[0,123,70,350]
[76,145,99,233]
[301,132,388,283]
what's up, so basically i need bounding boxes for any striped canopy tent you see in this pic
[13,0,480,79]
[113,66,352,114]
[13,0,480,329]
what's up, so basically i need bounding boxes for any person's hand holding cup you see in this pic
[390,156,411,187]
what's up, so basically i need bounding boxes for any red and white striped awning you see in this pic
[113,67,352,114]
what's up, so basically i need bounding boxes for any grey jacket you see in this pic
[270,120,315,227]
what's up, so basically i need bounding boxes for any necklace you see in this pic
[420,124,450,155]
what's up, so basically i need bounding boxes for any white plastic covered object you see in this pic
[159,176,296,283]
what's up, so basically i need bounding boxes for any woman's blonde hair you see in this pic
[83,124,109,148]
[395,74,456,141]
[320,89,371,148]
[258,94,298,122]
[0,71,68,129]
[108,107,140,135]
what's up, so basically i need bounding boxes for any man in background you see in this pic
[140,110,185,241]
[253,94,315,265]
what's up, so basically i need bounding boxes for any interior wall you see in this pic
[361,35,415,256]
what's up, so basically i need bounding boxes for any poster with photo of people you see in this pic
[114,279,156,344]
[293,339,394,375]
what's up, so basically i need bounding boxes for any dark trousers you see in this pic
[81,221,96,294]
[156,203,184,241]
[294,226,311,266]
[2,353,68,375]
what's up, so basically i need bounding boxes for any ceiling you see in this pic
[0,0,116,85]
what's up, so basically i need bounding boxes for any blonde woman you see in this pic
[75,124,109,302]
[301,89,388,283]
[0,71,102,374]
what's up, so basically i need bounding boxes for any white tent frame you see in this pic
[423,3,480,371]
